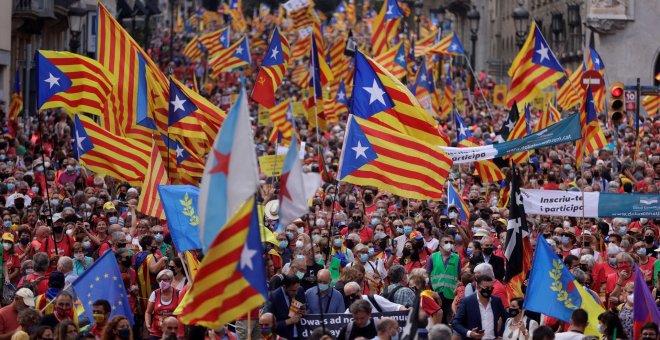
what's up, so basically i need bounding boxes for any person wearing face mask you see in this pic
[427,235,460,324]
[145,269,181,339]
[644,227,658,254]
[292,246,324,291]
[273,232,292,269]
[634,241,656,285]
[284,224,300,251]
[135,236,168,315]
[597,310,628,340]
[0,288,34,335]
[451,274,507,340]
[347,244,387,294]
[503,297,538,340]
[103,201,121,226]
[39,213,74,264]
[151,225,173,261]
[1,233,19,284]
[330,231,354,267]
[87,299,111,338]
[269,274,306,340]
[259,313,284,340]
[6,191,31,210]
[469,236,505,282]
[40,291,77,328]
[607,252,635,305]
[14,227,36,264]
[304,269,345,314]
[394,218,415,257]
[71,242,93,275]
[373,317,400,340]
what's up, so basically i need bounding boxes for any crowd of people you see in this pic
[0,1,659,340]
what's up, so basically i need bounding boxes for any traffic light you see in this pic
[609,82,624,122]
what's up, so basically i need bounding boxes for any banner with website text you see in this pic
[441,113,581,164]
[521,189,660,218]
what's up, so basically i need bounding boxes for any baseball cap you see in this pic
[2,233,14,243]
[103,201,116,211]
[15,288,35,307]
[52,213,63,223]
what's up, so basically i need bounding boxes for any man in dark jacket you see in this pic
[452,274,507,339]
[269,275,306,340]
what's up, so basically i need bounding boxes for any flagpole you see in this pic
[462,55,493,114]
[179,252,193,284]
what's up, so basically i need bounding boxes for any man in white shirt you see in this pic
[342,282,406,313]
[554,308,589,340]
[394,218,415,257]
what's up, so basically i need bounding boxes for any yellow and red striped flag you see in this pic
[36,50,116,117]
[209,36,251,78]
[251,27,290,108]
[183,36,206,61]
[535,100,561,132]
[199,27,230,57]
[374,41,407,80]
[371,0,403,56]
[267,100,295,145]
[179,197,267,328]
[556,64,583,110]
[506,105,531,164]
[428,32,466,56]
[642,95,659,118]
[586,47,606,112]
[414,31,438,57]
[439,76,455,120]
[507,22,565,108]
[338,115,452,200]
[576,88,607,165]
[137,140,169,219]
[74,114,150,186]
[290,35,311,62]
[8,70,23,122]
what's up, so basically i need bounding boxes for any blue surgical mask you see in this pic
[561,236,570,245]
[108,216,118,224]
[31,187,39,193]
[637,248,646,256]
[396,227,403,234]
[318,283,329,291]
[455,234,462,243]
[359,254,369,262]
[83,241,91,249]
[619,226,627,235]
[370,218,381,226]
[286,232,294,240]
[6,184,15,191]
[333,239,343,247]
[403,226,413,235]
[279,240,288,248]
[466,248,473,256]
[296,254,306,261]
[35,166,44,172]
[154,233,164,243]
[2,221,10,228]
[368,248,375,256]
[296,271,305,279]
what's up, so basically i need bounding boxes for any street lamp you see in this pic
[551,11,565,55]
[414,0,424,38]
[566,3,581,56]
[68,1,87,53]
[512,0,529,49]
[467,5,480,69]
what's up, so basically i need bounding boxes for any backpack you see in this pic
[381,285,405,303]
[18,275,47,295]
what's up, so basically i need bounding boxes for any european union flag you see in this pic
[158,185,202,252]
[72,251,134,325]
[524,236,581,322]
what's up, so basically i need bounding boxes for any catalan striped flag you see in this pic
[179,197,267,328]
[371,0,403,56]
[454,110,505,183]
[439,75,455,119]
[328,35,346,69]
[97,3,169,145]
[267,100,295,145]
[586,47,606,112]
[199,27,231,57]
[74,114,150,186]
[446,183,469,222]
[183,36,206,61]
[36,50,115,117]
[8,70,23,122]
[290,35,311,62]
[351,50,449,146]
[251,27,290,108]
[137,140,169,219]
[506,104,531,164]
[310,34,334,91]
[642,95,659,118]
[338,115,452,200]
[504,165,532,299]
[428,32,465,56]
[412,61,437,117]
[556,64,583,110]
[374,41,407,80]
[169,77,226,144]
[209,36,251,78]
[576,88,606,165]
[160,133,205,185]
[291,63,310,87]
[289,6,314,31]
[414,30,439,57]
[535,100,561,132]
[507,22,565,108]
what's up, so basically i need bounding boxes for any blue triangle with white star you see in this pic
[262,28,284,67]
[168,81,199,126]
[73,114,94,159]
[36,51,72,109]
[350,51,394,119]
[395,43,407,69]
[384,0,403,20]
[531,25,563,72]
[160,133,190,165]
[448,34,466,54]
[237,199,268,299]
[589,47,604,71]
[454,110,472,143]
[220,27,231,48]
[585,88,598,123]
[233,37,251,63]
[336,79,349,106]
[339,115,378,179]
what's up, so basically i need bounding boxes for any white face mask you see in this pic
[443,243,454,253]
[295,240,304,249]
[297,227,305,234]
[2,243,12,251]
[448,212,458,219]
[66,229,74,236]
[627,294,634,304]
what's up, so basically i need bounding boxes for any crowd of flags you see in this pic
[3,0,659,331]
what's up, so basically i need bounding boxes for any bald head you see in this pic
[317,269,331,284]
[259,313,276,328]
[161,316,178,336]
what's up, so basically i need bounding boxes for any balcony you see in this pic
[12,0,55,20]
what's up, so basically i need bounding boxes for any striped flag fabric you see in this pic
[182,36,206,60]
[351,50,449,146]
[251,27,290,108]
[8,70,23,122]
[160,133,205,185]
[338,115,452,200]
[373,41,407,80]
[169,77,226,143]
[290,35,311,62]
[535,100,561,132]
[504,166,532,299]
[454,110,505,184]
[556,64,583,110]
[199,26,230,57]
[576,88,606,165]
[412,61,437,117]
[439,75,454,119]
[642,95,659,118]
[371,0,403,56]
[137,140,169,219]
[74,114,150,186]
[428,32,465,55]
[414,31,438,57]
[179,197,267,328]
[506,104,531,164]
[586,47,606,112]
[209,36,251,78]
[507,22,565,108]
[327,35,346,69]
[446,183,470,222]
[36,50,116,117]
[267,100,295,145]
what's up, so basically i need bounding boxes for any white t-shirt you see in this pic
[148,290,175,304]
[553,331,586,340]
[345,295,403,313]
